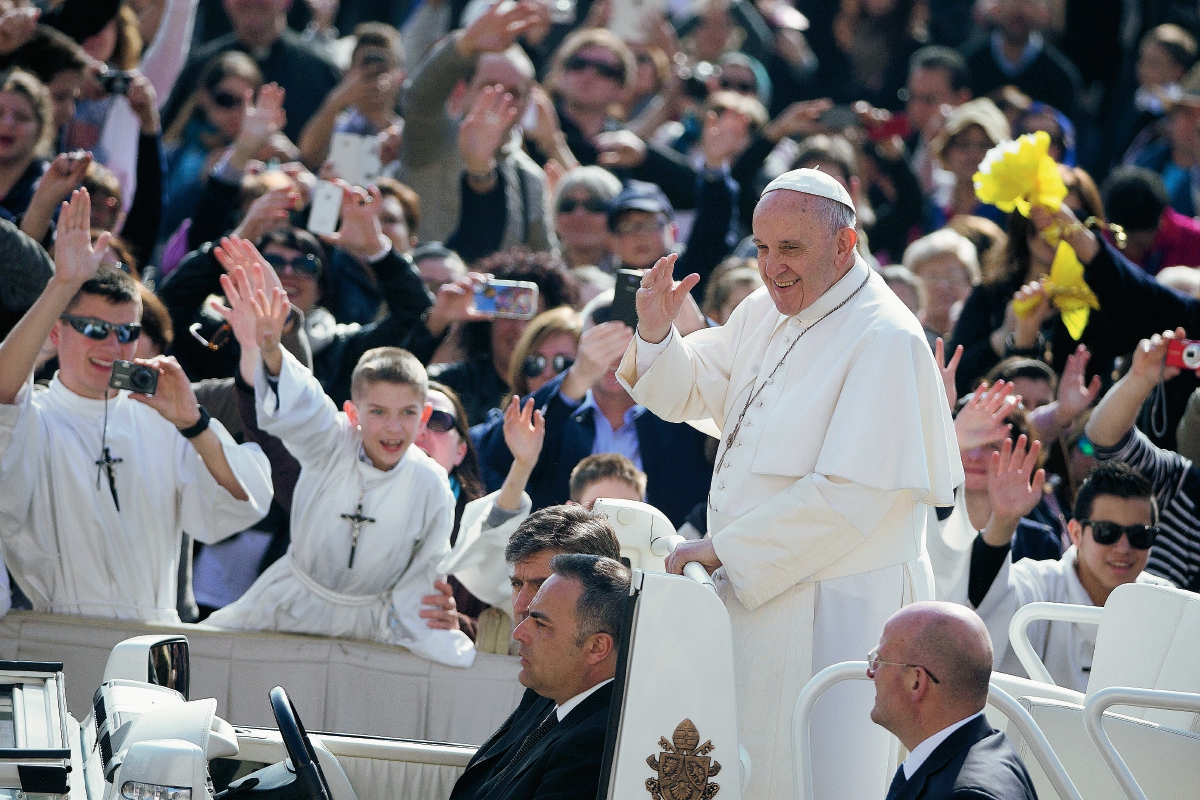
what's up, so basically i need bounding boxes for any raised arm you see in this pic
[0,190,109,405]
[496,395,545,511]
[1087,328,1188,448]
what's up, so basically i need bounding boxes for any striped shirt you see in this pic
[1095,428,1200,591]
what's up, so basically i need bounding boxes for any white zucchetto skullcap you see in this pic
[761,167,855,213]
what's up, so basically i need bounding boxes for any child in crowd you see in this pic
[205,258,474,667]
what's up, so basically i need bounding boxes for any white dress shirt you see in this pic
[555,678,614,721]
[901,711,985,779]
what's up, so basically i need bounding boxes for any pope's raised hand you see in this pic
[53,189,111,287]
[635,253,700,344]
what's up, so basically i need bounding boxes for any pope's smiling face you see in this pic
[751,191,858,317]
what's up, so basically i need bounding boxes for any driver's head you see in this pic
[505,506,621,625]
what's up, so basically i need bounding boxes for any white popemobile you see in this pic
[0,501,1197,800]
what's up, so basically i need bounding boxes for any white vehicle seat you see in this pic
[1000,583,1200,800]
[590,499,680,573]
[602,569,743,800]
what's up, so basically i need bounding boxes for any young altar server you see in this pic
[206,261,475,667]
[0,190,273,621]
[945,447,1170,692]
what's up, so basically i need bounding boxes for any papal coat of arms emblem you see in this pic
[645,718,721,800]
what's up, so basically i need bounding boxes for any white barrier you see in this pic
[0,611,524,746]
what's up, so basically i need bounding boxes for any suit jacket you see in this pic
[450,684,613,800]
[472,372,714,527]
[891,715,1037,800]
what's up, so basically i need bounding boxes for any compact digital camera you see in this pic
[98,70,135,95]
[1166,339,1200,370]
[109,360,158,395]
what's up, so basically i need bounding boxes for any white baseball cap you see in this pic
[761,167,855,213]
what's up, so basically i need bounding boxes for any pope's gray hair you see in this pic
[811,195,857,235]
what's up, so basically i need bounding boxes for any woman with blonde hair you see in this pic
[506,306,583,398]
[0,68,53,219]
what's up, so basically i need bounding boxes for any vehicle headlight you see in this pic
[121,781,192,800]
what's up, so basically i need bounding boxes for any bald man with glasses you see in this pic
[868,601,1036,800]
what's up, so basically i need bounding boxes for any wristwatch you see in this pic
[177,405,211,439]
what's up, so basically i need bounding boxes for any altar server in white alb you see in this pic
[946,440,1171,693]
[0,190,273,621]
[619,169,963,800]
[205,262,474,667]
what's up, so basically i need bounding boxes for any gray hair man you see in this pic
[618,168,963,799]
[449,550,630,800]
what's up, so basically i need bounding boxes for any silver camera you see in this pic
[109,360,158,395]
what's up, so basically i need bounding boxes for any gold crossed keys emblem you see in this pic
[645,719,721,800]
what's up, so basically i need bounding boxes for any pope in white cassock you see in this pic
[0,190,274,621]
[617,169,963,799]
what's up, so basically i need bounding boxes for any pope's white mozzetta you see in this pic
[618,168,963,800]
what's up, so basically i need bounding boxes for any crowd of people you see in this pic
[1,0,1200,795]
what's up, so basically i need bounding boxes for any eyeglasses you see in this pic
[425,409,457,434]
[1079,519,1160,550]
[719,79,757,94]
[189,320,231,351]
[523,354,574,378]
[613,217,668,236]
[60,314,142,343]
[211,90,245,109]
[867,646,940,683]
[564,55,624,82]
[264,252,321,277]
[557,196,608,215]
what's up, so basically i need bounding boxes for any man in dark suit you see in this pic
[450,547,629,800]
[474,298,713,527]
[869,601,1037,800]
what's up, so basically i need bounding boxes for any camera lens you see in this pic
[130,366,155,393]
[1185,344,1200,369]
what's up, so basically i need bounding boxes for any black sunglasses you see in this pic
[60,314,141,343]
[425,409,457,434]
[265,252,321,277]
[523,354,574,379]
[1079,519,1160,550]
[719,79,756,94]
[557,196,608,215]
[564,55,624,82]
[211,90,244,109]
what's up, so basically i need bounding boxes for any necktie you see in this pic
[885,765,907,800]
[488,709,559,789]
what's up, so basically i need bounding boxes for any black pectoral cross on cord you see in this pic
[95,447,122,511]
[341,503,376,568]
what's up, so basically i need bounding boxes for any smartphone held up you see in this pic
[473,279,539,320]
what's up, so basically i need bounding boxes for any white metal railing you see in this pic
[1083,687,1200,800]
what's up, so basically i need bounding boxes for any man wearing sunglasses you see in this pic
[0,190,273,622]
[949,451,1170,692]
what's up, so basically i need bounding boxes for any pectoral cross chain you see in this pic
[95,447,123,511]
[341,503,376,568]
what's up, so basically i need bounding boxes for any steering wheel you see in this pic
[270,686,333,800]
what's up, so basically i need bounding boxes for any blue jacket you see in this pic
[472,372,713,527]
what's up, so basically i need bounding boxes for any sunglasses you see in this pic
[60,314,141,343]
[523,354,574,378]
[564,55,624,82]
[557,196,608,215]
[211,90,245,109]
[719,79,757,94]
[265,252,321,277]
[425,409,457,434]
[1079,520,1160,550]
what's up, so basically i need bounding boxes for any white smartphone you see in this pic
[329,132,383,187]
[308,180,343,236]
